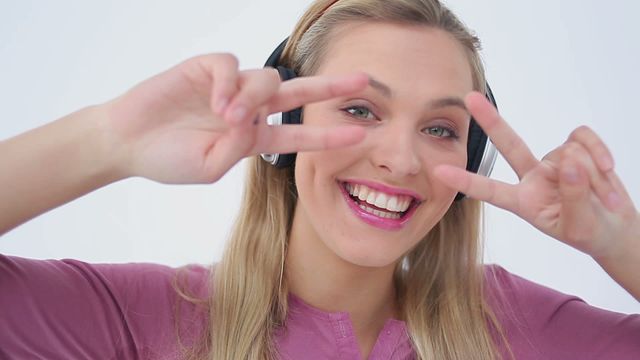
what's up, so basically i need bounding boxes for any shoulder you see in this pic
[1,254,211,307]
[482,264,581,311]
[0,254,213,359]
[483,264,640,360]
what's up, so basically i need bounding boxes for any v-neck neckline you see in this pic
[287,292,410,359]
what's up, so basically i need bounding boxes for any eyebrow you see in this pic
[368,75,469,113]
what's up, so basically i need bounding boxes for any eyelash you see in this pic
[341,105,459,139]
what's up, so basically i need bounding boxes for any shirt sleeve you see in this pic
[0,254,209,360]
[486,265,640,360]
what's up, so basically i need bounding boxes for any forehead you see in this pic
[315,21,474,97]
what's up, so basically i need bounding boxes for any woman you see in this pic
[1,0,638,359]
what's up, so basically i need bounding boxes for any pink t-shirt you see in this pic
[1,254,638,359]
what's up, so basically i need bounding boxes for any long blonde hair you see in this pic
[189,1,508,359]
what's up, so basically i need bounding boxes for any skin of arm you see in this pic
[0,105,128,235]
[0,55,370,237]
[595,214,640,302]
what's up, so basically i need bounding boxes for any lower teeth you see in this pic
[358,203,402,220]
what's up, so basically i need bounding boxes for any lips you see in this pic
[337,180,421,231]
[344,182,414,214]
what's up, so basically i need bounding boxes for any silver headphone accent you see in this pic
[477,139,498,177]
[260,112,284,165]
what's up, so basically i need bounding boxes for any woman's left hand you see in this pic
[434,92,639,262]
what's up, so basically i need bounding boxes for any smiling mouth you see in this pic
[339,181,420,221]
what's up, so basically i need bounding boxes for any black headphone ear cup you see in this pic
[260,66,303,168]
[454,119,486,201]
[454,84,499,201]
[466,119,486,173]
[274,66,302,128]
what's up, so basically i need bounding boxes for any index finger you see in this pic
[466,92,538,179]
[266,72,369,114]
[433,164,519,213]
[252,124,366,156]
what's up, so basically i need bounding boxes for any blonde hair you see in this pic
[186,1,509,359]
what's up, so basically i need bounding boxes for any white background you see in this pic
[1,0,638,314]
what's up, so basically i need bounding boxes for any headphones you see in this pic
[261,38,498,201]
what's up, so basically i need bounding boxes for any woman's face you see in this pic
[292,22,474,268]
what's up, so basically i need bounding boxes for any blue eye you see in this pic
[344,106,376,120]
[425,126,458,139]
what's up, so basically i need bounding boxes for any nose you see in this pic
[370,123,421,177]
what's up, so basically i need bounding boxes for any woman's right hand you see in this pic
[102,53,368,184]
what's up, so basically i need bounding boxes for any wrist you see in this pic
[81,103,133,183]
[592,213,640,263]
[594,212,640,269]
[0,105,132,234]
[593,213,640,301]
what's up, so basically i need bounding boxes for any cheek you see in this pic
[422,143,467,172]
[294,151,337,201]
[421,146,467,199]
[294,153,314,197]
[301,103,333,126]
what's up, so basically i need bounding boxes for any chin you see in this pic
[332,239,404,269]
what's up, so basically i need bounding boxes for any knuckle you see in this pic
[576,124,592,134]
[215,53,239,68]
[562,141,586,157]
[266,67,281,83]
[559,157,577,173]
[246,70,280,94]
[236,81,263,103]
[569,125,592,141]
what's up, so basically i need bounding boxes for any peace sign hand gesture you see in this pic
[434,92,639,266]
[104,53,368,185]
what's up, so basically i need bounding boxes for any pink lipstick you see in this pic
[337,181,420,231]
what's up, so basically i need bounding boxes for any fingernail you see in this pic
[601,155,614,172]
[563,165,580,183]
[229,106,247,124]
[607,192,621,210]
[215,97,229,114]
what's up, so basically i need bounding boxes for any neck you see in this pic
[285,206,401,335]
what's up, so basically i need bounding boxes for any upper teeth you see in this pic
[345,183,414,213]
